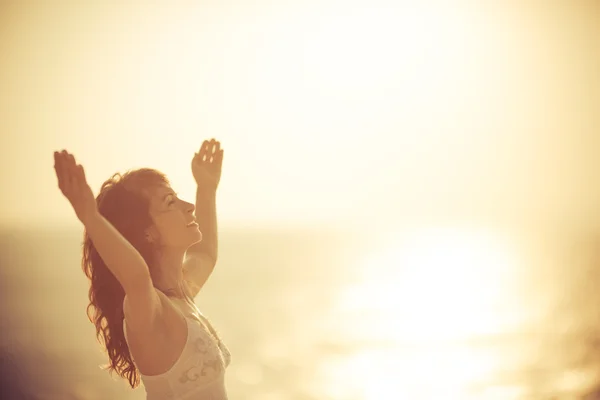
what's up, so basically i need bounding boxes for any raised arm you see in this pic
[54,150,162,328]
[83,212,151,291]
[183,139,223,297]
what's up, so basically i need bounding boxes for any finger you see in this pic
[64,151,81,192]
[212,141,220,157]
[215,149,224,167]
[201,141,211,162]
[75,164,86,192]
[205,139,219,163]
[53,152,65,191]
[66,152,77,189]
[66,152,75,167]
[53,151,59,175]
[58,151,71,194]
[78,164,87,184]
[198,140,209,155]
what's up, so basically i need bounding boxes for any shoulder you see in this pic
[182,278,199,299]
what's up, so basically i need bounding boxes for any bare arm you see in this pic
[54,150,162,330]
[84,212,163,331]
[84,211,153,291]
[184,139,223,298]
[184,188,217,297]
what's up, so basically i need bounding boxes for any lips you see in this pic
[186,221,198,227]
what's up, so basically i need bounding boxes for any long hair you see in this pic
[81,168,169,388]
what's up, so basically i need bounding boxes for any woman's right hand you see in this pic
[54,150,98,225]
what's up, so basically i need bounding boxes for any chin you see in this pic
[191,230,203,244]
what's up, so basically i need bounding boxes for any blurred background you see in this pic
[1,0,599,399]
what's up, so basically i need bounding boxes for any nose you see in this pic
[181,199,195,214]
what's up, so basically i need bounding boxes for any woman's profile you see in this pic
[53,138,230,399]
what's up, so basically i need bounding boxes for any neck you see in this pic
[151,247,186,297]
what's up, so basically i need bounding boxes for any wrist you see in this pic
[80,209,101,227]
[196,186,217,198]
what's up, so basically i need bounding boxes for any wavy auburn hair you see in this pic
[81,168,169,388]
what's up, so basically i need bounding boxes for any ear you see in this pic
[145,226,158,244]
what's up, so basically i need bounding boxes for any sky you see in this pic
[1,0,598,230]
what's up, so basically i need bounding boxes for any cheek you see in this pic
[154,216,184,241]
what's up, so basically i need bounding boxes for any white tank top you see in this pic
[123,298,231,400]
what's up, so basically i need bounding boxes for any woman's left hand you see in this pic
[192,138,224,190]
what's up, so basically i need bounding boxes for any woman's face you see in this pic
[145,184,202,250]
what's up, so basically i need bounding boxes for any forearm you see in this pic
[187,187,218,262]
[84,212,150,288]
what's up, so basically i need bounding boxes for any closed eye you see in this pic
[164,192,178,206]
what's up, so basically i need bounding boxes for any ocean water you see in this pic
[1,224,600,400]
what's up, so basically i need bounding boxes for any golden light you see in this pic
[317,225,524,398]
[313,345,523,400]
[335,226,522,344]
[5,1,596,229]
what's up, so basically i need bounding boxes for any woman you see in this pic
[53,139,230,400]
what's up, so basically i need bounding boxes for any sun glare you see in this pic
[318,225,524,398]
[335,226,522,343]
